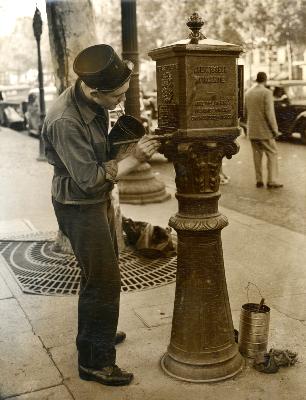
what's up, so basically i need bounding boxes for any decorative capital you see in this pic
[186,12,207,44]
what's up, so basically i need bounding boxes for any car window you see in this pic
[286,85,306,100]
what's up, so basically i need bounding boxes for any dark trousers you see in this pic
[52,198,120,369]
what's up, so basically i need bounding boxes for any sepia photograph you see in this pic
[0,0,305,399]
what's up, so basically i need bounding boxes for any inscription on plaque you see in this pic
[193,65,227,84]
[158,104,178,128]
[190,61,236,124]
[157,63,179,128]
[191,97,234,121]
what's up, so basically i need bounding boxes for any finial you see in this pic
[186,12,206,44]
[33,7,43,40]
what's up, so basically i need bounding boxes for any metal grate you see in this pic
[0,239,177,296]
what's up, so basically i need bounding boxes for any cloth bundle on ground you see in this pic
[122,216,177,258]
[253,348,298,373]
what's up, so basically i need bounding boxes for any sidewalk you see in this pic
[0,127,305,400]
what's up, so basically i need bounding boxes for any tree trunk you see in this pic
[46,0,125,253]
[46,0,97,94]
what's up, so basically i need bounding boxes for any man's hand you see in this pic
[116,135,161,179]
[133,135,161,162]
[273,131,282,138]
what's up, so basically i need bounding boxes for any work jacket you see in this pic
[42,80,118,204]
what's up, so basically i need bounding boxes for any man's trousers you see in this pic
[52,198,120,369]
[250,139,279,184]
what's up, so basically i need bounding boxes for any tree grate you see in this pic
[0,240,177,296]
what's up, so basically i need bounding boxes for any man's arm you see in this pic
[264,90,279,136]
[116,135,161,179]
[47,118,160,192]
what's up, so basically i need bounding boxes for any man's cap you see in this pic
[256,71,267,83]
[73,44,133,92]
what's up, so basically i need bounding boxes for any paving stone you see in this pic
[19,294,77,322]
[0,219,35,236]
[0,298,32,337]
[0,273,12,299]
[49,343,78,379]
[7,385,73,400]
[133,303,173,327]
[31,313,77,349]
[0,332,62,398]
[269,293,306,321]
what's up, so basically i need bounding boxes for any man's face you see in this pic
[90,80,130,110]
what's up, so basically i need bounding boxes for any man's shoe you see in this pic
[256,182,264,188]
[79,364,133,386]
[115,331,126,345]
[267,183,283,189]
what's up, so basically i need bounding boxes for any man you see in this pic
[245,71,283,189]
[42,44,160,386]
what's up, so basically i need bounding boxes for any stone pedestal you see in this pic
[118,162,170,204]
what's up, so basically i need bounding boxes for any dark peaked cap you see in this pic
[73,44,133,91]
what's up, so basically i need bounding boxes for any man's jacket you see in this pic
[245,84,278,140]
[42,80,118,204]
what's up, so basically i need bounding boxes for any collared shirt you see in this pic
[42,79,118,204]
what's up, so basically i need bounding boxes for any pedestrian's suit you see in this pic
[245,83,280,184]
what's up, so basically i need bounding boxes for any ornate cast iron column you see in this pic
[119,0,170,204]
[33,7,46,162]
[149,13,244,382]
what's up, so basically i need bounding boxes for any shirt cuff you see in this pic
[104,160,118,183]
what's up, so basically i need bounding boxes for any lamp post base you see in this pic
[118,162,170,204]
[160,351,244,383]
[36,156,47,162]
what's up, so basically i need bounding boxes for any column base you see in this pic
[36,156,47,162]
[160,350,244,383]
[118,162,171,204]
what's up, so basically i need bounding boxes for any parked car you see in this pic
[25,86,58,136]
[0,84,30,130]
[241,80,306,144]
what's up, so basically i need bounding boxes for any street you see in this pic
[152,134,306,235]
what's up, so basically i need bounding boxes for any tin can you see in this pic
[238,302,270,358]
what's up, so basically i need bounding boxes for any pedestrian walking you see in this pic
[245,72,283,189]
[42,44,160,386]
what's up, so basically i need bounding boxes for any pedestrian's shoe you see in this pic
[115,331,126,345]
[79,364,134,386]
[267,183,283,189]
[256,182,264,188]
[220,175,230,185]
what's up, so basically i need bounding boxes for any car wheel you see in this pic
[301,128,306,145]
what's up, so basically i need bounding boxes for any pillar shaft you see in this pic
[160,139,244,382]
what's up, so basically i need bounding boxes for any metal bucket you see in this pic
[238,302,270,358]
